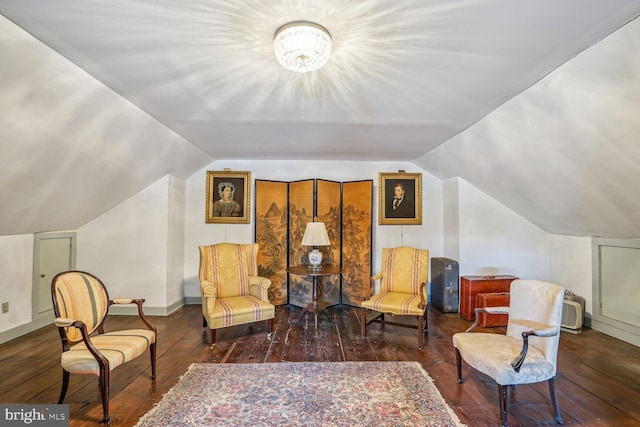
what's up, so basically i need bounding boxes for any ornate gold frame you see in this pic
[205,170,251,224]
[378,172,422,225]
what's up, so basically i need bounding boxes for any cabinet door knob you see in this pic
[40,274,46,278]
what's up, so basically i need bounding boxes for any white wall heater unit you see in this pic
[561,291,585,334]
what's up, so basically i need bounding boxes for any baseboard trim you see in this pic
[591,318,640,347]
[0,298,197,344]
[0,315,53,344]
[184,296,202,305]
[109,299,185,316]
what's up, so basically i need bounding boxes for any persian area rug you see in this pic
[135,361,465,427]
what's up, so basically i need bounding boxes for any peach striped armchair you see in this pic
[199,243,275,343]
[51,270,156,424]
[361,246,430,349]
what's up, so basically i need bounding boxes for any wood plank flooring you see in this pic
[1,303,639,426]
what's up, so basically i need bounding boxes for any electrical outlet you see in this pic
[1,302,7,314]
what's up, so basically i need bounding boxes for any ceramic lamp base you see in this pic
[308,249,323,268]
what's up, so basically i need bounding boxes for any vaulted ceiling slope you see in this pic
[1,1,640,237]
[417,15,640,239]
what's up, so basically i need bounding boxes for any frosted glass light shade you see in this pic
[273,21,332,73]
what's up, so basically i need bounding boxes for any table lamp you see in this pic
[301,221,330,269]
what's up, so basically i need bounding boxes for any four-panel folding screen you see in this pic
[254,179,373,308]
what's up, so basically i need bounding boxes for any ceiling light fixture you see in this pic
[273,21,332,74]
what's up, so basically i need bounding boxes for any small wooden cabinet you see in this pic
[460,275,517,321]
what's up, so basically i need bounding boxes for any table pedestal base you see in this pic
[287,265,342,338]
[291,300,334,337]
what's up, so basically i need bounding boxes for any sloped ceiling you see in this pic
[1,1,639,237]
[417,15,640,238]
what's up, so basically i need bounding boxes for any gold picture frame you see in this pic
[205,171,251,224]
[378,172,422,225]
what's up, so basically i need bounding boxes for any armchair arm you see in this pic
[54,317,77,328]
[54,317,108,366]
[418,282,427,309]
[200,280,217,298]
[109,298,156,332]
[510,322,559,372]
[464,306,510,333]
[249,276,272,301]
[366,273,383,299]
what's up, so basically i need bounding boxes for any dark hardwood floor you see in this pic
[1,303,639,426]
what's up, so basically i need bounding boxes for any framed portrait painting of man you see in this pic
[205,170,251,224]
[378,172,422,225]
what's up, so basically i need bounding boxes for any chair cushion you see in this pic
[61,329,156,375]
[204,295,275,329]
[453,332,555,385]
[361,291,425,316]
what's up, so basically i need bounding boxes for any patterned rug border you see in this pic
[135,361,466,427]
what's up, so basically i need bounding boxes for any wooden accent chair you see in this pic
[51,270,157,424]
[361,246,430,349]
[453,279,565,427]
[199,243,275,343]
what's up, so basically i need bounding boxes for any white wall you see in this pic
[456,178,548,279]
[442,178,460,261]
[548,233,592,314]
[183,159,444,298]
[167,175,186,308]
[0,234,34,334]
[77,176,172,309]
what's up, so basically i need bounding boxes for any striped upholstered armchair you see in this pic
[361,246,430,349]
[51,270,157,424]
[199,243,275,343]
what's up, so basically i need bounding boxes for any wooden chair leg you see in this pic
[417,314,425,350]
[203,316,216,343]
[498,384,508,427]
[548,377,564,425]
[150,342,157,380]
[267,318,275,340]
[455,348,463,384]
[58,369,70,404]
[99,367,110,424]
[360,308,367,338]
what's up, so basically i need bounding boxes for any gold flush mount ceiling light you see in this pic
[273,21,332,74]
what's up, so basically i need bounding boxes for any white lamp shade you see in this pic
[301,222,330,246]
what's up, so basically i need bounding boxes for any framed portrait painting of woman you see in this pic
[205,170,251,224]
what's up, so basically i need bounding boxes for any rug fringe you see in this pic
[411,361,467,427]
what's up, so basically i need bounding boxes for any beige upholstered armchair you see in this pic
[199,243,275,343]
[453,279,565,427]
[361,246,430,349]
[51,270,157,424]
